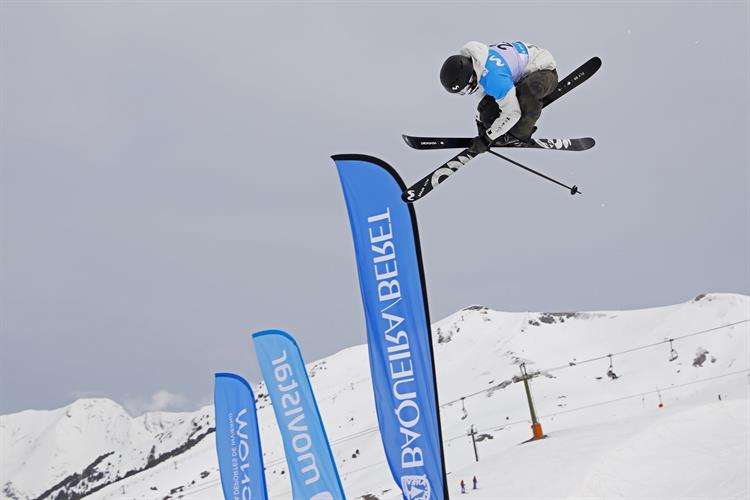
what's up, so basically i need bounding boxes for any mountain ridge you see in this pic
[2,293,748,499]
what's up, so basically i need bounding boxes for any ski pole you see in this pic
[487,149,581,195]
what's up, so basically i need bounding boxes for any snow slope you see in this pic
[2,293,748,499]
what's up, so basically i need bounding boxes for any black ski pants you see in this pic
[509,69,558,141]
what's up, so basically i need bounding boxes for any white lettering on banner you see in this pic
[270,349,332,491]
[228,413,240,498]
[402,475,432,500]
[234,409,252,500]
[369,209,401,302]
[366,207,432,492]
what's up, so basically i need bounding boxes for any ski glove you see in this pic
[477,95,501,129]
[468,133,492,155]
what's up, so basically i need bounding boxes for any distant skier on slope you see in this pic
[439,41,558,154]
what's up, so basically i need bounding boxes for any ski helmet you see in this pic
[440,54,476,94]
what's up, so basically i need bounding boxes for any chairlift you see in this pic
[668,339,679,362]
[606,354,619,380]
[461,397,469,420]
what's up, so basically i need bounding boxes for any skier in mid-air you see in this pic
[439,41,558,154]
[401,45,597,202]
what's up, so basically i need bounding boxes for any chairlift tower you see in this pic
[519,363,545,440]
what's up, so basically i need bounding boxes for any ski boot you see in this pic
[493,126,537,148]
[492,133,526,147]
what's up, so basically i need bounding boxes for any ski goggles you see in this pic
[458,73,479,95]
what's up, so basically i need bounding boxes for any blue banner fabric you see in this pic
[252,329,345,500]
[332,155,447,500]
[214,372,268,500]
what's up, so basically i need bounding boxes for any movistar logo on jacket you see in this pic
[480,48,514,99]
[488,54,505,67]
[512,40,528,55]
[479,42,530,99]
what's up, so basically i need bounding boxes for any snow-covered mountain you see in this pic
[1,399,212,500]
[2,293,748,499]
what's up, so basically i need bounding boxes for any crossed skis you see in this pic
[401,56,601,203]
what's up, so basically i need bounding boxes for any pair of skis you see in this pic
[401,56,601,203]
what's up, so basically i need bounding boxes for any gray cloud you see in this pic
[1,1,748,414]
[122,390,188,416]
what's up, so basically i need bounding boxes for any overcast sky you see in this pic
[1,1,748,415]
